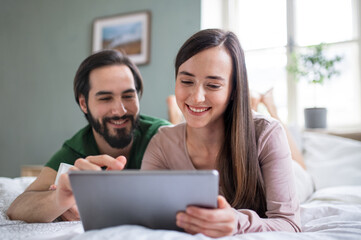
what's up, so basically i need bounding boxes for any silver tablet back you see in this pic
[69,170,219,231]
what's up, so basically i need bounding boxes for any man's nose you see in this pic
[111,99,127,116]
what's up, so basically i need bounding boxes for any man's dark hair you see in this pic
[74,49,143,107]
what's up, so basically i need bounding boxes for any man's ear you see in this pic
[79,95,88,114]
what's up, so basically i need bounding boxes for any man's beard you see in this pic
[87,108,138,149]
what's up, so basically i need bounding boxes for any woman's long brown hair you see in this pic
[175,29,267,217]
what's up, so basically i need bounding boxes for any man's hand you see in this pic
[176,196,237,238]
[60,205,80,221]
[74,155,127,170]
[54,155,126,221]
[50,175,80,221]
[55,168,78,211]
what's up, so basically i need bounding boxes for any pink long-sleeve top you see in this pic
[141,113,301,234]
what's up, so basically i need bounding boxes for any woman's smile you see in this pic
[187,104,211,114]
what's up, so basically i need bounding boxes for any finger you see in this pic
[56,173,76,209]
[185,199,232,222]
[177,212,234,233]
[60,210,74,221]
[58,173,72,192]
[74,158,102,170]
[60,206,80,221]
[69,166,79,171]
[51,166,79,191]
[217,195,230,209]
[177,220,197,235]
[68,205,80,220]
[177,214,233,238]
[200,228,232,238]
[86,155,125,170]
[106,156,127,170]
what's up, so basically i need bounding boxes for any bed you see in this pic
[1,131,361,240]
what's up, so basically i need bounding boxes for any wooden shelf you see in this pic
[305,129,361,142]
[21,165,43,177]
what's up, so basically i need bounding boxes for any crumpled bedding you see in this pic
[1,177,361,240]
[1,132,361,240]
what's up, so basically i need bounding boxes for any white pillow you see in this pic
[302,132,361,190]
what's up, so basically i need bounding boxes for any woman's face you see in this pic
[175,46,233,129]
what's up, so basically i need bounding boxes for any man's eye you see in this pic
[99,97,111,101]
[181,80,193,85]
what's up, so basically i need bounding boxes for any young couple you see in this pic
[8,29,302,237]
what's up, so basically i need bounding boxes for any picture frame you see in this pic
[92,11,151,65]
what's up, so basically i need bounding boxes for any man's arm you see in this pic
[7,155,127,223]
[6,167,74,223]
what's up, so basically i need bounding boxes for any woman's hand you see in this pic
[176,196,237,238]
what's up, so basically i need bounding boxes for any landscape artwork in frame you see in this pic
[92,11,150,65]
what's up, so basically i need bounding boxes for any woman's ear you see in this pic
[79,95,88,114]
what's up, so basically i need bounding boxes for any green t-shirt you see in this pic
[45,114,170,171]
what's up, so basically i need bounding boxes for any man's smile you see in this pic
[109,118,128,127]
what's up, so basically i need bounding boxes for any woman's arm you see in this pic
[246,120,301,232]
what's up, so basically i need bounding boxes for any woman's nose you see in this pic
[192,86,206,103]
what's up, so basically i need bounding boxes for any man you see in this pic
[7,50,170,222]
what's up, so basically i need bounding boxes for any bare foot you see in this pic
[167,95,184,124]
[260,88,279,120]
[250,90,262,111]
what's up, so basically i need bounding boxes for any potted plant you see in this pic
[287,43,343,128]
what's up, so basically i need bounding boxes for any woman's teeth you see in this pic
[189,106,209,113]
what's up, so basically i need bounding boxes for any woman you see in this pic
[141,29,301,237]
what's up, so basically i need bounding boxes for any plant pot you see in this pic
[304,108,327,129]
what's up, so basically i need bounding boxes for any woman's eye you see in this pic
[123,95,134,99]
[208,84,221,89]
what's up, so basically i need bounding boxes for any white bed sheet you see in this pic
[302,132,361,190]
[1,179,361,240]
[1,132,361,240]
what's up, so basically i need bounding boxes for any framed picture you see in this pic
[92,11,151,65]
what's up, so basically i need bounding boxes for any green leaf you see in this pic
[286,43,343,85]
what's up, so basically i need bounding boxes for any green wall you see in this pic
[0,0,201,177]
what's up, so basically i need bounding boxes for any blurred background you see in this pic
[1,0,360,177]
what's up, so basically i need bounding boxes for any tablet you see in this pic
[69,170,219,231]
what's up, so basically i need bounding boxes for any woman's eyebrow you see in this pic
[178,71,195,77]
[179,71,225,81]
